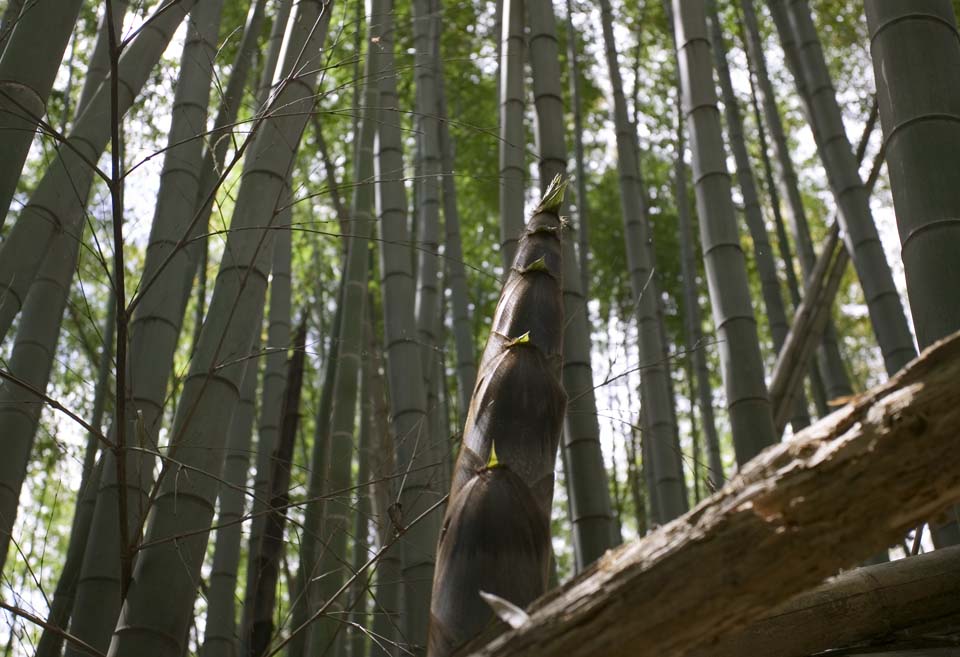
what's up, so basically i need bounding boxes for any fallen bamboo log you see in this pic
[687,545,960,657]
[854,651,959,656]
[460,329,960,657]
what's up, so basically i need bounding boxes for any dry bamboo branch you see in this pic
[770,223,844,432]
[249,320,307,657]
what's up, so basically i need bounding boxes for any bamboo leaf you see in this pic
[522,256,548,273]
[507,331,531,347]
[487,443,500,469]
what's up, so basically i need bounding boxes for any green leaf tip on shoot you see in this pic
[507,331,531,347]
[486,442,501,468]
[521,256,548,273]
[534,174,567,214]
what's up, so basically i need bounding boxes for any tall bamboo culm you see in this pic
[526,0,617,569]
[435,29,477,422]
[865,0,960,547]
[31,11,129,648]
[565,0,591,296]
[202,327,263,657]
[671,0,776,466]
[0,223,82,569]
[738,0,852,405]
[104,4,334,655]
[598,0,687,523]
[373,0,443,649]
[769,0,917,377]
[365,300,403,657]
[67,4,226,653]
[303,9,379,650]
[706,0,811,432]
[664,2,725,490]
[238,5,296,649]
[0,0,83,226]
[498,0,526,267]
[0,0,199,344]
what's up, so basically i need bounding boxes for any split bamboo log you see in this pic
[458,328,960,657]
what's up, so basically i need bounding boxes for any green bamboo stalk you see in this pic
[564,0,590,296]
[304,18,378,651]
[664,4,724,490]
[373,0,443,649]
[865,0,960,547]
[0,0,198,344]
[412,0,443,375]
[0,0,24,55]
[671,0,776,466]
[240,193,293,649]
[75,2,130,117]
[526,0,618,566]
[0,0,84,226]
[364,298,402,657]
[202,326,264,657]
[739,0,852,405]
[498,0,526,267]
[770,225,845,434]
[599,0,687,523]
[413,0,451,534]
[739,23,830,418]
[770,0,917,377]
[706,0,810,431]
[105,4,334,655]
[34,264,116,657]
[347,361,372,657]
[30,23,127,620]
[0,222,83,570]
[248,321,308,657]
[434,28,477,424]
[866,0,960,360]
[182,0,275,320]
[770,128,885,438]
[66,5,227,652]
[287,275,344,657]
[237,4,297,646]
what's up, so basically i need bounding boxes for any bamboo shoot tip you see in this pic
[535,175,567,214]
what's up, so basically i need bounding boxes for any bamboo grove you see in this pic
[0,0,958,656]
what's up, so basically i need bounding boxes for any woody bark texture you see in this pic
[689,544,960,656]
[457,328,960,657]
